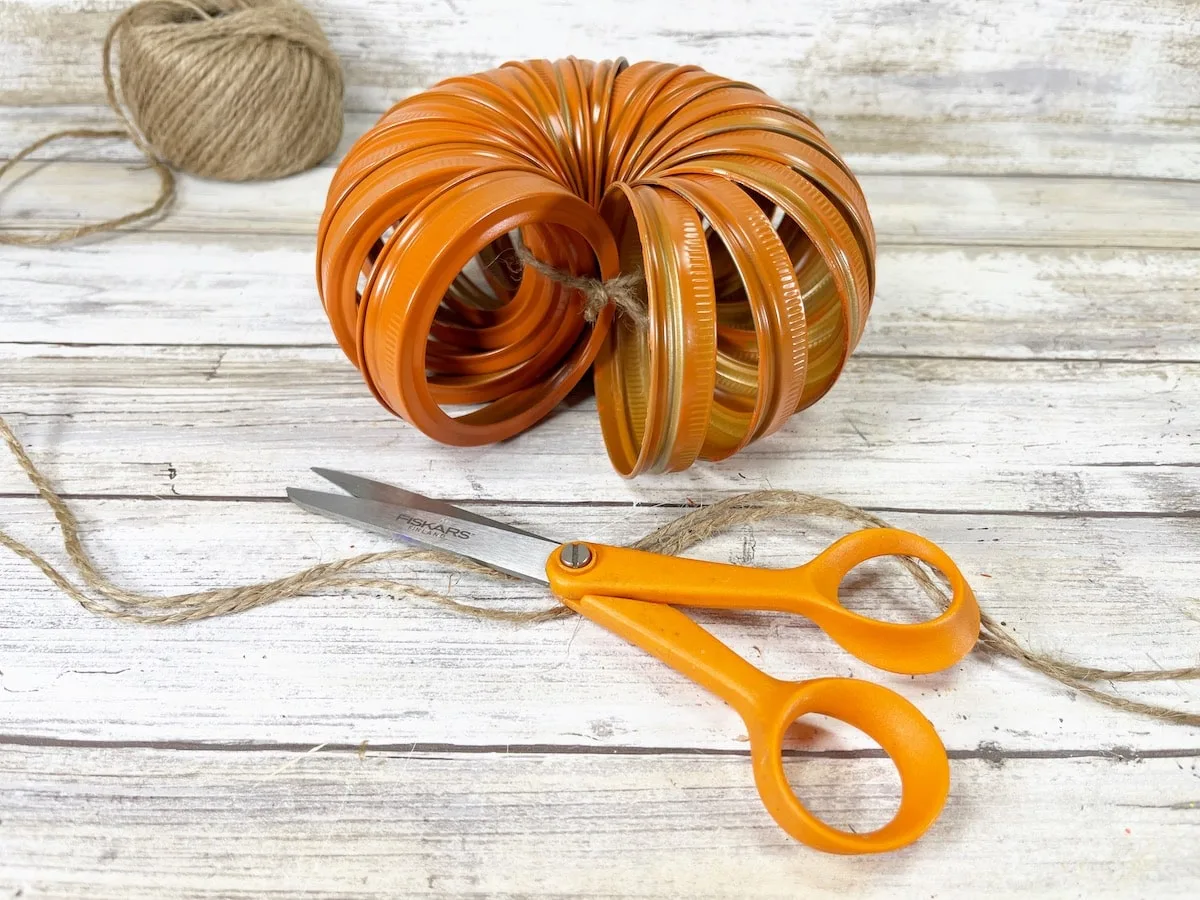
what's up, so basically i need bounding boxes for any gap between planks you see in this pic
[0,491,1197,518]
[14,494,1172,534]
[1,734,1198,760]
[4,231,1189,252]
[6,344,1200,367]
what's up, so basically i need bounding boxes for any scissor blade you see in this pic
[310,468,545,539]
[287,488,556,583]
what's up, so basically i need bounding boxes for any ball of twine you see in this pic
[0,0,345,245]
[117,0,344,181]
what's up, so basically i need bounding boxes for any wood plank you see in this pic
[0,234,328,346]
[1,498,1197,748]
[1,744,1197,898]
[0,106,377,173]
[4,161,1199,248]
[7,105,1200,180]
[1,345,1195,512]
[3,5,1197,891]
[4,233,1198,361]
[869,246,1200,361]
[3,0,1197,131]
[821,119,1200,181]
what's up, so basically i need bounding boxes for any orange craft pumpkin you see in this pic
[317,58,875,476]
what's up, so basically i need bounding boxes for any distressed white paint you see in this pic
[2,1,1198,157]
[2,746,1196,899]
[1,498,1198,748]
[2,235,1197,359]
[1,344,1196,512]
[5,161,1200,249]
[2,1,1199,892]
[7,105,1200,179]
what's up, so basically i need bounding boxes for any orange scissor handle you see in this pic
[545,528,980,675]
[560,592,950,854]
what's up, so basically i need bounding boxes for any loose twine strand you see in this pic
[1,414,1197,725]
[0,1,186,246]
[0,0,342,246]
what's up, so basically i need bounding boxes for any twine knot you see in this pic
[512,235,648,328]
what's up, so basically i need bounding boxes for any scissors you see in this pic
[288,469,980,854]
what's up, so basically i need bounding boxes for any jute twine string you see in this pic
[0,0,343,246]
[510,232,648,328]
[1,414,1197,726]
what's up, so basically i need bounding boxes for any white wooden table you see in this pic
[2,2,1198,896]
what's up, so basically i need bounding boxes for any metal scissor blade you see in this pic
[286,488,557,583]
[310,468,546,539]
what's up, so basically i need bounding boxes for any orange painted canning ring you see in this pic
[317,58,875,474]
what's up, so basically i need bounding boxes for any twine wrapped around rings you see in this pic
[1,413,1197,727]
[0,0,344,246]
[317,58,874,476]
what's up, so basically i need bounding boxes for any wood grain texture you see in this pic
[7,105,1200,179]
[1,498,1198,748]
[3,234,1197,361]
[0,107,378,173]
[1,746,1197,899]
[4,161,1200,248]
[3,0,1199,179]
[2,345,1196,512]
[3,2,1199,886]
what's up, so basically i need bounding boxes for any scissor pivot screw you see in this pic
[560,542,593,569]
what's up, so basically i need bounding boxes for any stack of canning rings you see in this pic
[317,58,875,476]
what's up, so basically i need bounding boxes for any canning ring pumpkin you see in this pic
[317,58,875,476]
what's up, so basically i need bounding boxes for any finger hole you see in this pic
[780,713,901,835]
[836,554,949,625]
